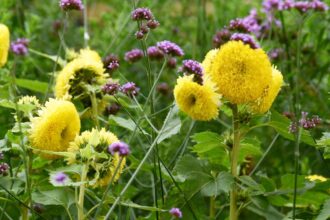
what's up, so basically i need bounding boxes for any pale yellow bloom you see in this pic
[0,24,10,67]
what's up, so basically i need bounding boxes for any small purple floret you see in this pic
[230,33,260,49]
[108,142,130,156]
[59,0,84,11]
[131,8,154,21]
[54,172,68,184]
[11,38,29,56]
[120,82,140,97]
[124,49,144,63]
[102,82,120,95]
[157,41,184,57]
[169,208,182,218]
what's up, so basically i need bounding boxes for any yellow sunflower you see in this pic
[18,95,41,107]
[55,52,106,100]
[29,99,81,159]
[250,67,283,114]
[174,75,221,121]
[0,24,10,67]
[205,41,272,104]
[78,48,102,63]
[201,49,218,75]
[67,128,125,187]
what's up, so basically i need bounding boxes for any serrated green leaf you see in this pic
[33,189,75,208]
[16,78,48,93]
[200,171,234,196]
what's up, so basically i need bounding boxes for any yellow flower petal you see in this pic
[0,24,10,67]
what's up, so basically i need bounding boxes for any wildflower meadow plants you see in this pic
[0,0,330,219]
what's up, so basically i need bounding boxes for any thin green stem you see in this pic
[90,91,100,129]
[83,0,89,47]
[210,196,216,219]
[78,164,88,220]
[230,105,240,220]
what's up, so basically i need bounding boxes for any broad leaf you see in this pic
[16,78,48,93]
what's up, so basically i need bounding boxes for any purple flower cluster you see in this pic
[59,0,84,11]
[11,38,29,56]
[262,0,328,13]
[102,82,120,95]
[147,46,164,60]
[169,208,182,218]
[124,49,144,63]
[157,40,184,57]
[179,59,204,84]
[51,172,69,185]
[229,9,261,36]
[230,33,260,49]
[108,142,130,156]
[289,112,322,133]
[103,54,120,73]
[0,162,9,176]
[268,48,284,60]
[120,82,140,97]
[167,57,177,69]
[131,8,159,40]
[131,8,154,21]
[157,82,170,96]
[213,29,231,48]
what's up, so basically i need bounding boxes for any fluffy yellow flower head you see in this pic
[174,75,221,121]
[206,41,272,104]
[306,175,327,182]
[0,24,10,67]
[68,128,125,187]
[18,95,41,107]
[29,99,81,159]
[55,56,105,99]
[250,67,283,113]
[78,48,102,63]
[201,49,218,75]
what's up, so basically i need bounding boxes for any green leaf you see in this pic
[267,110,315,146]
[15,78,48,93]
[316,198,330,220]
[32,189,75,208]
[109,115,147,135]
[0,99,15,110]
[200,171,234,196]
[316,132,330,147]
[191,131,228,166]
[157,105,181,144]
[239,137,262,163]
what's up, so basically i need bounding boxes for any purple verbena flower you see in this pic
[131,8,153,21]
[0,162,9,176]
[120,82,140,97]
[108,142,130,156]
[310,0,329,11]
[124,49,144,63]
[102,82,120,95]
[157,40,184,57]
[50,172,70,186]
[11,38,29,56]
[103,54,120,73]
[169,208,182,218]
[268,48,284,60]
[147,20,160,29]
[179,59,204,84]
[147,46,164,60]
[294,1,311,12]
[230,33,260,49]
[167,57,177,69]
[289,111,322,133]
[212,29,231,48]
[59,0,84,11]
[229,9,261,36]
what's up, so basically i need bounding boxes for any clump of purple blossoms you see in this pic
[131,8,154,21]
[179,60,204,84]
[213,29,231,48]
[167,57,177,69]
[120,82,140,97]
[289,112,322,133]
[124,49,144,63]
[11,38,29,56]
[59,0,84,11]
[103,54,120,73]
[294,1,328,13]
[147,46,164,60]
[102,82,120,95]
[262,0,328,13]
[147,20,160,29]
[169,208,182,218]
[157,40,184,57]
[108,142,130,156]
[0,162,9,176]
[229,9,262,36]
[230,33,260,49]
